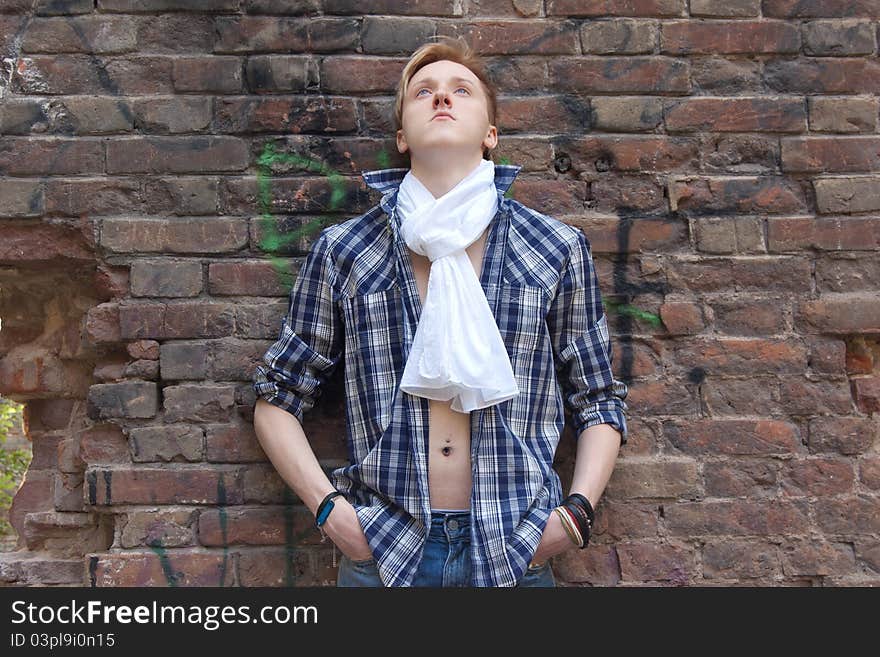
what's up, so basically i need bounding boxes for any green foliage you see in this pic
[0,397,30,537]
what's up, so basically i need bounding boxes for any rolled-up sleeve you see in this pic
[546,228,629,445]
[252,228,344,424]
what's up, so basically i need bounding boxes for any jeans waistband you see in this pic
[428,510,471,541]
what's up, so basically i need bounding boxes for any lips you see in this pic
[432,113,454,121]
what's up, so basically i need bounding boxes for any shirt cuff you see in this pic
[253,380,305,425]
[571,404,629,445]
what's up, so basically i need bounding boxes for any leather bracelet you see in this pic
[563,502,590,545]
[562,496,593,549]
[565,499,591,529]
[566,493,595,525]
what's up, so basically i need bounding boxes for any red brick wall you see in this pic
[1,0,878,587]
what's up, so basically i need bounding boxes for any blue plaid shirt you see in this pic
[253,163,629,586]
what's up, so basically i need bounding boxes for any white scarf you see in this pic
[396,158,520,413]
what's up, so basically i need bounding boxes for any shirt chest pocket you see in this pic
[345,287,406,354]
[496,284,547,357]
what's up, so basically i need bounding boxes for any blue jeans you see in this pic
[336,510,556,587]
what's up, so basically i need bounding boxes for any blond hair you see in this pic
[393,36,498,160]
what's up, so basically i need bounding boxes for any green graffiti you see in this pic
[255,147,516,291]
[256,143,357,290]
[375,148,392,169]
[605,299,662,326]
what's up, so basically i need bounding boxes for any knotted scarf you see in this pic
[396,158,520,413]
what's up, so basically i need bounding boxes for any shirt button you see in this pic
[448,519,459,530]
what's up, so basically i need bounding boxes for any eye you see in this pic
[415,87,470,96]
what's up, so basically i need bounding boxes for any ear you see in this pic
[397,128,408,155]
[483,124,498,151]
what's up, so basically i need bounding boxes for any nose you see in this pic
[434,89,452,108]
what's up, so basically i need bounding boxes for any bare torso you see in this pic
[407,227,490,511]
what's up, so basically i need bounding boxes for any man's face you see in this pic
[397,60,497,161]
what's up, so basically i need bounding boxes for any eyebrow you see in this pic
[411,76,476,89]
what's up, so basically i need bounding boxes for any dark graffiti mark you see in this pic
[2,10,133,120]
[148,542,181,587]
[607,211,665,400]
[88,556,98,587]
[217,472,229,586]
[553,147,664,330]
[688,366,707,385]
[86,469,97,505]
[140,474,231,588]
[102,469,112,505]
[0,10,37,100]
[605,199,711,417]
[2,8,134,214]
[281,486,299,587]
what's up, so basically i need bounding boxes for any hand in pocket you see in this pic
[532,510,575,565]
[322,498,373,562]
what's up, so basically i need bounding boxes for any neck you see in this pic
[407,153,486,199]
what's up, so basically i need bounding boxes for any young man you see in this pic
[252,37,629,587]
